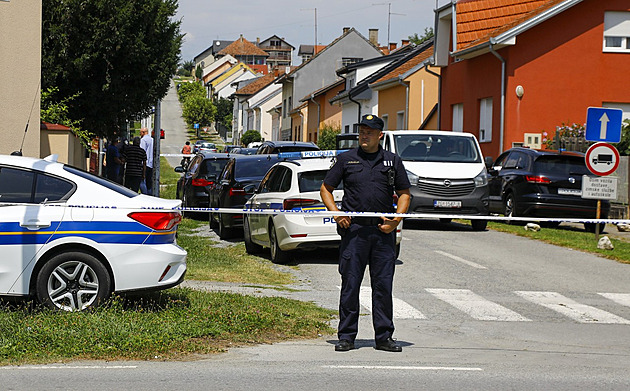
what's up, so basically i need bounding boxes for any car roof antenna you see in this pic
[12,80,41,156]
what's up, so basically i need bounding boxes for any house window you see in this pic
[603,11,630,53]
[341,57,362,67]
[479,98,493,142]
[397,111,405,130]
[283,99,287,118]
[381,114,389,131]
[452,103,464,132]
[270,40,281,47]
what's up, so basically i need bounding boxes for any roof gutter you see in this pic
[488,41,505,154]
[424,64,441,129]
[309,93,321,142]
[397,76,410,130]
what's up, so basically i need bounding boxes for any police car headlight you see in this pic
[406,170,419,185]
[474,170,488,187]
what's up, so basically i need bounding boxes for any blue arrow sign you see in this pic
[585,107,623,143]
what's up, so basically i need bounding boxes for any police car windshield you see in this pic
[394,134,481,163]
[63,166,140,197]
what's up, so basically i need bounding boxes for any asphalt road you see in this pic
[4,219,630,390]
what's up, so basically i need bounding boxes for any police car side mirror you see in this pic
[174,166,184,173]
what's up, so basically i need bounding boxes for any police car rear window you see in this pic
[63,165,140,197]
[298,170,342,192]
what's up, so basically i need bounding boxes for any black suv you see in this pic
[486,148,610,231]
[255,140,320,155]
[209,154,295,239]
[175,152,230,209]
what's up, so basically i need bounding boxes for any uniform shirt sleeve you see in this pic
[323,155,344,188]
[394,155,411,190]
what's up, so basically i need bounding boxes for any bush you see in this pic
[316,123,341,150]
[241,130,261,146]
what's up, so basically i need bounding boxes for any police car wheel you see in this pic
[243,217,263,254]
[269,222,291,264]
[36,251,112,312]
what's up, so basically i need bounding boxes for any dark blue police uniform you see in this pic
[323,144,410,344]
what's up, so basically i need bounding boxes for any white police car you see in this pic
[243,151,402,264]
[0,154,187,311]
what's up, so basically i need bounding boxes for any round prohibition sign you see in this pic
[585,142,620,176]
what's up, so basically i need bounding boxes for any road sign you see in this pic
[585,142,620,176]
[582,175,618,200]
[585,107,623,143]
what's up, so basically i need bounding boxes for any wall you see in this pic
[0,0,41,157]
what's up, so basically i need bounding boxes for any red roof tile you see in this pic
[233,73,277,96]
[218,35,269,57]
[372,47,434,85]
[455,0,564,51]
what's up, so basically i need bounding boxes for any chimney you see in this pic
[389,42,397,51]
[343,27,350,34]
[239,34,244,42]
[256,37,260,45]
[401,39,410,47]
[369,29,379,46]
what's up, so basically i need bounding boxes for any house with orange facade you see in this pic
[298,79,344,144]
[434,0,630,159]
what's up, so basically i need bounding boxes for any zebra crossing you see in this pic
[356,287,630,324]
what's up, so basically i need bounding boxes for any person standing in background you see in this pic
[105,136,123,184]
[139,127,154,195]
[122,137,147,193]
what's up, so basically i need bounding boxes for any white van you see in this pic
[381,130,489,230]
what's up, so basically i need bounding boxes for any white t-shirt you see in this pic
[140,134,154,168]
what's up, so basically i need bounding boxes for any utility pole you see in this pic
[373,2,405,45]
[153,99,161,197]
[301,8,317,46]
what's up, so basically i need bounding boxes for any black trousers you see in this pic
[337,223,396,343]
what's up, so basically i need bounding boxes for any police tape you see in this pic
[23,203,630,225]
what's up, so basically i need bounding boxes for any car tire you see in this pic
[218,214,233,240]
[584,222,606,233]
[439,218,452,224]
[209,212,218,229]
[269,221,291,264]
[471,219,487,231]
[504,193,518,225]
[36,251,112,311]
[243,216,263,254]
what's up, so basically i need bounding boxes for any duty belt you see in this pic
[351,217,382,226]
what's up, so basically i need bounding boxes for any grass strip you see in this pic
[485,221,630,264]
[0,288,335,366]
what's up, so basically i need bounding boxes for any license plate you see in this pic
[558,188,582,196]
[434,200,462,208]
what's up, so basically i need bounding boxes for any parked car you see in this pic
[223,145,241,153]
[230,147,258,155]
[192,139,207,154]
[0,154,186,311]
[209,154,294,239]
[243,156,403,264]
[198,142,218,153]
[336,132,359,150]
[255,140,320,155]
[175,152,230,210]
[381,130,489,231]
[486,147,610,231]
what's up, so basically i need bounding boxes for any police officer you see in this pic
[320,114,411,352]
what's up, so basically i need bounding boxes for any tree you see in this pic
[316,123,341,151]
[241,130,261,146]
[615,119,630,155]
[409,27,434,45]
[216,97,234,130]
[40,87,91,147]
[182,95,216,129]
[42,0,183,138]
[195,65,203,81]
[177,60,194,76]
[177,81,206,103]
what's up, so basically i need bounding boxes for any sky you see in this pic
[175,0,451,63]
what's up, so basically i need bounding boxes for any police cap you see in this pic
[356,114,384,131]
